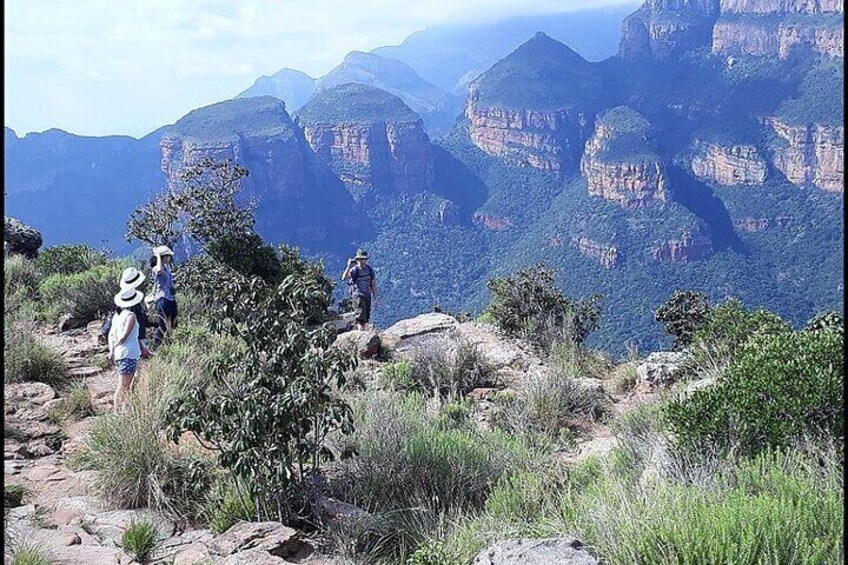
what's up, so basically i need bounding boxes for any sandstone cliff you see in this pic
[651,229,715,262]
[619,0,722,59]
[690,140,768,185]
[296,84,435,201]
[465,33,601,174]
[159,96,319,201]
[766,117,844,192]
[581,107,669,209]
[712,14,843,58]
[571,236,623,268]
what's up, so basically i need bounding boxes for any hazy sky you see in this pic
[5,0,638,138]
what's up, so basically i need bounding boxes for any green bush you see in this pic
[666,329,843,457]
[406,539,458,565]
[11,544,52,565]
[38,261,127,325]
[47,381,95,422]
[654,290,711,350]
[692,298,791,354]
[202,477,256,535]
[206,232,283,285]
[4,254,42,300]
[4,322,66,386]
[486,264,602,350]
[805,311,843,338]
[121,519,160,563]
[36,244,108,277]
[379,359,414,391]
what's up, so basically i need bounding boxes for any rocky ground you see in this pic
[4,313,690,565]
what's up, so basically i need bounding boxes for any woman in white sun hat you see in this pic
[117,267,151,359]
[108,287,145,414]
[149,245,177,349]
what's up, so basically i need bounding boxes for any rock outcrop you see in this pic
[619,0,722,59]
[4,216,43,258]
[581,107,669,208]
[690,140,768,185]
[733,215,793,231]
[472,537,598,565]
[297,84,435,201]
[571,237,623,268]
[766,118,844,192]
[466,33,601,174]
[651,229,714,262]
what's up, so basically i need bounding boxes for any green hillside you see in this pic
[296,83,420,124]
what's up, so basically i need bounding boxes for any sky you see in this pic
[5,0,639,138]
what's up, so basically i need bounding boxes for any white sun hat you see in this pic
[114,288,144,308]
[118,266,146,290]
[153,245,174,257]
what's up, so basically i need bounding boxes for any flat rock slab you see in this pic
[5,382,57,406]
[83,508,175,546]
[47,544,134,565]
[69,366,104,378]
[223,549,295,565]
[211,521,309,560]
[381,313,459,339]
[472,537,598,565]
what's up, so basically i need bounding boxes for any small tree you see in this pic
[654,290,711,350]
[126,158,255,253]
[486,264,602,349]
[165,272,354,522]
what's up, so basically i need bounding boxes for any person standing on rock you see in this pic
[108,288,145,414]
[342,249,378,331]
[149,245,177,349]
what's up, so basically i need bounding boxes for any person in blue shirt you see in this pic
[150,245,177,349]
[341,249,378,331]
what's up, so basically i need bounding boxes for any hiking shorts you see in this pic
[353,293,372,325]
[116,358,138,376]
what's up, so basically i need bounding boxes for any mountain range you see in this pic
[4,0,844,354]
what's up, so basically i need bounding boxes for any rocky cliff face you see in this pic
[766,118,844,192]
[466,93,593,172]
[719,0,842,15]
[297,85,436,201]
[580,107,669,208]
[619,0,722,59]
[712,15,843,58]
[473,212,513,231]
[571,237,623,268]
[651,229,714,262]
[160,97,319,201]
[690,140,768,185]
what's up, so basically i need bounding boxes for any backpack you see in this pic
[98,310,116,345]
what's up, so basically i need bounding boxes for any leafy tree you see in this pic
[486,264,602,349]
[665,329,843,457]
[804,311,843,338]
[655,290,711,350]
[126,158,255,252]
[164,273,354,522]
[206,232,283,285]
[692,297,791,353]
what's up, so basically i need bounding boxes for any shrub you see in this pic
[406,540,458,565]
[202,477,256,535]
[38,261,127,325]
[665,329,843,457]
[654,290,711,350]
[121,519,160,563]
[4,254,42,300]
[36,244,108,277]
[11,544,52,565]
[4,322,66,386]
[47,381,95,422]
[486,265,602,349]
[691,298,790,354]
[379,359,415,391]
[805,311,843,338]
[206,232,283,285]
[407,340,497,399]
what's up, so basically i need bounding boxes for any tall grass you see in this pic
[4,320,67,386]
[406,339,498,399]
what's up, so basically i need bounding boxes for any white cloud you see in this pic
[4,0,639,137]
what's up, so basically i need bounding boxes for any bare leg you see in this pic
[113,373,134,414]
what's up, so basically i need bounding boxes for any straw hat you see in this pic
[118,267,146,290]
[114,288,144,308]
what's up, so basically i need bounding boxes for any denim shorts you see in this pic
[116,358,138,375]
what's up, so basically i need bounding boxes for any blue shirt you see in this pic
[153,265,175,302]
[349,264,375,297]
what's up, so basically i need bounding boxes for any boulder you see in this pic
[4,216,42,258]
[5,382,58,406]
[333,330,380,358]
[680,377,717,399]
[635,351,687,389]
[381,313,459,340]
[210,521,309,560]
[60,313,88,332]
[327,312,357,333]
[312,494,372,526]
[472,537,598,565]
[48,544,133,565]
[174,543,217,565]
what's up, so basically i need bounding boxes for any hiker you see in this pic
[100,267,151,358]
[108,287,145,414]
[149,245,177,349]
[341,249,378,331]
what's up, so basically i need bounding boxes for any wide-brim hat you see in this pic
[119,266,146,290]
[153,245,174,257]
[355,249,369,259]
[114,288,144,308]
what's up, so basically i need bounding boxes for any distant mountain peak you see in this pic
[296,83,420,125]
[167,96,296,142]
